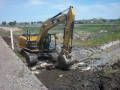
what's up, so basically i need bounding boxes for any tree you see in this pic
[118,18,120,21]
[79,20,84,24]
[24,22,29,25]
[2,21,6,26]
[14,21,16,25]
[31,22,33,25]
[8,21,17,26]
[9,22,13,25]
[118,18,120,23]
[91,18,97,24]
[37,21,43,23]
[101,18,107,23]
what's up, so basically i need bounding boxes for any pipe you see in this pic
[10,29,14,50]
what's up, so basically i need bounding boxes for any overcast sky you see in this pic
[0,0,120,22]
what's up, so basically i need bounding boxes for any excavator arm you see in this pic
[36,15,66,47]
[57,6,76,68]
[36,6,76,68]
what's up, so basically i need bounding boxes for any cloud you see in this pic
[25,0,47,7]
[72,2,120,19]
[35,1,120,19]
[44,0,75,11]
[109,2,120,9]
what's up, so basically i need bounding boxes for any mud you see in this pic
[35,42,120,90]
[36,59,120,90]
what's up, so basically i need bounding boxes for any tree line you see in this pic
[2,21,16,26]
[1,18,120,26]
[1,21,43,26]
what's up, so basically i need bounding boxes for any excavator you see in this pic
[19,6,76,68]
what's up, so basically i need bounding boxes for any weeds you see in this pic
[103,67,120,75]
[16,52,26,63]
[18,68,24,77]
[16,52,22,57]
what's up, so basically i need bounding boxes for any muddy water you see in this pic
[89,47,120,67]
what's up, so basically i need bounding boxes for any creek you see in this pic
[89,47,120,67]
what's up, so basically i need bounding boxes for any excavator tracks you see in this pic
[21,50,38,66]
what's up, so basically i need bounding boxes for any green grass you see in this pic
[74,24,120,33]
[16,52,26,63]
[48,29,63,34]
[19,26,63,34]
[73,32,120,46]
[73,24,120,46]
[16,52,22,57]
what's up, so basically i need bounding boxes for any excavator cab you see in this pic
[43,33,57,52]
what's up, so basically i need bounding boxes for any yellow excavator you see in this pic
[19,6,76,68]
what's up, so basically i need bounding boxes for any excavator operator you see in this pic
[43,33,49,49]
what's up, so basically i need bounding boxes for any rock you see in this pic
[81,66,91,71]
[59,75,63,78]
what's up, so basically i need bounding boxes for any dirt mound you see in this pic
[2,37,11,46]
[36,59,120,90]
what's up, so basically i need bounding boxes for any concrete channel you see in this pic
[0,36,48,90]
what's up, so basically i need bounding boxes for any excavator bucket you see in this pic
[58,51,77,68]
[57,44,77,68]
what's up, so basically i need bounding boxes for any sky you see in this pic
[0,0,120,23]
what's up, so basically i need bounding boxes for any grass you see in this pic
[103,66,120,75]
[13,30,24,35]
[73,24,120,46]
[73,32,120,46]
[16,52,22,57]
[16,52,26,63]
[0,29,9,36]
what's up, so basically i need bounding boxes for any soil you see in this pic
[2,37,11,46]
[1,27,120,90]
[36,60,120,90]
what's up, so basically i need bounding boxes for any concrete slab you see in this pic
[0,36,48,90]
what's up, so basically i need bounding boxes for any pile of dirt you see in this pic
[2,37,11,46]
[73,31,96,41]
[36,59,120,90]
[2,35,20,53]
